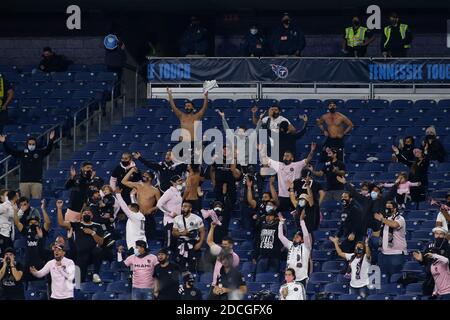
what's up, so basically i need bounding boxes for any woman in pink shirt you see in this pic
[382,172,420,208]
[124,240,159,300]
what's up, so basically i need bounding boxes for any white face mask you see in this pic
[370,191,378,200]
[298,199,306,207]
[176,185,183,192]
[28,145,36,151]
[250,28,258,35]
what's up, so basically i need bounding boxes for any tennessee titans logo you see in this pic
[270,64,289,79]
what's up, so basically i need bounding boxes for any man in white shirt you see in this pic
[157,175,183,254]
[252,105,295,132]
[114,189,147,252]
[279,268,306,300]
[30,244,75,300]
[172,202,205,272]
[0,191,18,254]
[260,143,316,211]
[435,194,450,233]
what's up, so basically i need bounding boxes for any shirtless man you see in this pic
[122,167,161,241]
[167,88,208,144]
[183,164,203,213]
[316,101,353,162]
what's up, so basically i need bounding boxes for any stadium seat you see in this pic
[309,272,336,284]
[366,294,392,300]
[401,261,424,273]
[92,292,116,300]
[338,294,362,300]
[106,281,131,293]
[321,261,346,273]
[323,283,349,295]
[394,294,421,300]
[24,290,47,300]
[405,283,424,295]
[255,273,280,283]
[80,282,107,293]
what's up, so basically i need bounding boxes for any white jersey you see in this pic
[286,242,311,281]
[345,254,371,288]
[115,193,147,249]
[173,213,204,241]
[279,282,306,300]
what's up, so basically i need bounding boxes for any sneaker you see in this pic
[203,80,218,94]
[92,273,102,283]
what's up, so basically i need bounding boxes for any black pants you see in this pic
[278,197,294,212]
[345,46,367,57]
[321,137,345,162]
[76,247,103,282]
[163,223,177,255]
[0,111,7,134]
[175,245,200,273]
[214,182,237,209]
[144,214,157,240]
[0,235,12,255]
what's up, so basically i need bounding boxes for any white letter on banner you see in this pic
[66,5,81,30]
[366,5,381,30]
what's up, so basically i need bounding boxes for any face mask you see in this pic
[82,215,92,223]
[355,247,364,255]
[28,145,36,151]
[361,190,369,197]
[83,170,92,179]
[134,248,140,256]
[121,161,130,167]
[250,28,258,35]
[283,159,292,165]
[341,199,349,207]
[272,112,280,118]
[385,208,393,216]
[353,20,360,27]
[298,199,306,207]
[176,185,183,192]
[329,108,336,113]
[266,205,274,213]
[214,207,223,213]
[370,191,378,200]
[426,134,435,140]
[185,109,193,114]
[30,224,37,233]
[434,238,446,248]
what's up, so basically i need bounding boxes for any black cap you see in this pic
[183,272,195,283]
[4,247,15,255]
[158,247,169,255]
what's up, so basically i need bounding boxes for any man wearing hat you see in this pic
[270,13,306,56]
[179,272,202,300]
[0,248,24,300]
[157,175,184,254]
[153,247,181,300]
[278,211,312,287]
[13,199,51,282]
[30,243,75,300]
[252,201,283,273]
[124,240,158,300]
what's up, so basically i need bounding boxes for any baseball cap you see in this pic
[432,227,448,235]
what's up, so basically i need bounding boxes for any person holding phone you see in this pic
[0,248,24,300]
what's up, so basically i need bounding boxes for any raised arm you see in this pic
[167,88,183,119]
[246,179,257,209]
[114,191,134,219]
[268,175,279,206]
[304,142,316,165]
[329,236,347,259]
[277,214,291,249]
[0,135,22,157]
[42,131,56,157]
[299,212,312,250]
[121,167,140,189]
[207,222,217,247]
[194,92,209,120]
[41,200,51,232]
[13,206,24,233]
[56,200,71,230]
[251,106,259,126]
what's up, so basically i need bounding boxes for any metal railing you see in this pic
[0,123,63,189]
[72,101,102,152]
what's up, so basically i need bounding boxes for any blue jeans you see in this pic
[379,253,405,279]
[256,257,280,273]
[131,287,153,300]
[439,294,450,300]
[350,286,368,298]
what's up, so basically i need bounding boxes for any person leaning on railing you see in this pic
[0,131,56,199]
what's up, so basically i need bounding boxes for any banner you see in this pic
[147,58,450,83]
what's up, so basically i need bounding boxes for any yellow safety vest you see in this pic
[345,26,367,47]
[384,24,410,49]
[0,78,4,107]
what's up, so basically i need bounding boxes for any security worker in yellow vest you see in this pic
[342,16,375,57]
[381,12,412,58]
[0,76,14,134]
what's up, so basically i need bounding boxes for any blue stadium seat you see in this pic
[25,290,47,300]
[321,261,346,273]
[96,72,118,83]
[324,283,349,295]
[92,292,116,300]
[74,72,96,82]
[394,294,421,300]
[309,272,336,284]
[366,294,392,300]
[255,273,280,283]
[279,99,300,108]
[402,261,425,273]
[106,281,131,293]
[338,294,362,300]
[199,272,213,284]
[306,282,322,294]
[80,282,107,293]
[405,282,423,295]
[377,283,404,295]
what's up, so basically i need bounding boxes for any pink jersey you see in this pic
[430,254,450,296]
[124,254,158,289]
[383,181,420,195]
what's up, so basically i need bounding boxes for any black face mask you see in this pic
[121,161,130,167]
[187,281,195,287]
[29,224,37,233]
[82,215,92,223]
[385,208,393,216]
[83,170,92,179]
[283,159,292,165]
[329,108,336,113]
[353,20,360,27]
[435,238,447,249]
[341,199,350,207]
[426,135,435,140]
[272,112,280,118]
[185,109,194,114]
[355,247,364,255]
